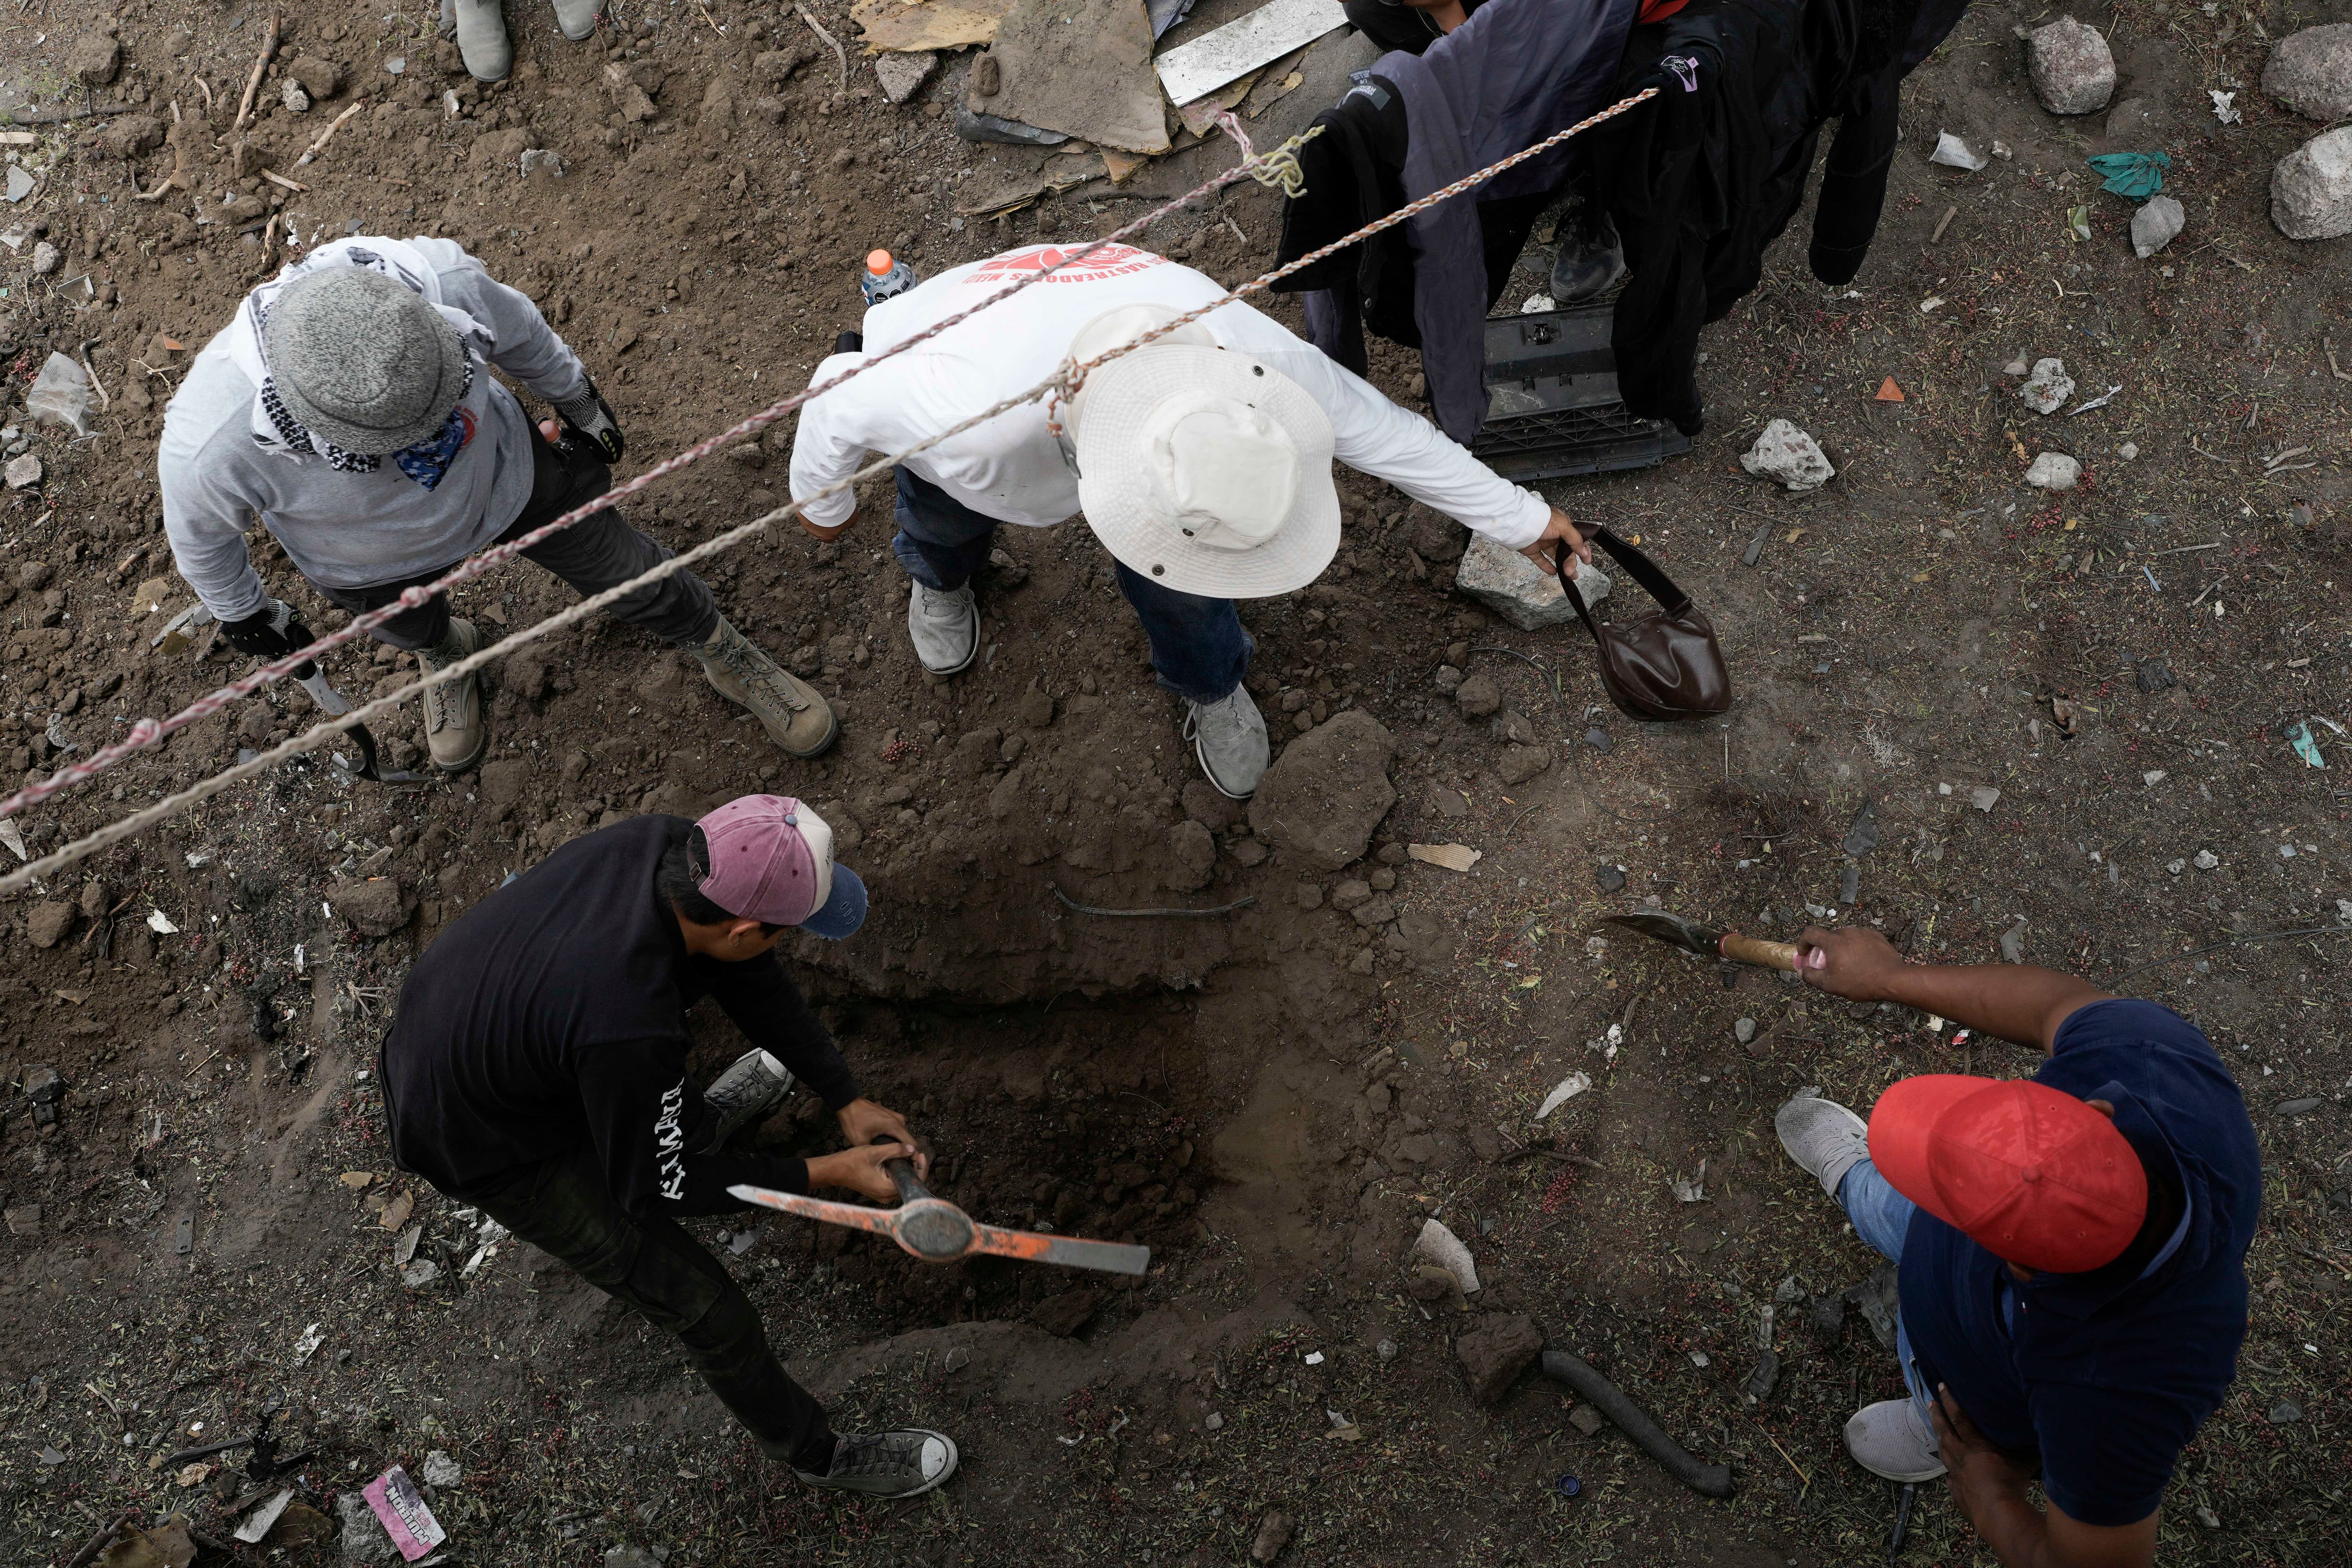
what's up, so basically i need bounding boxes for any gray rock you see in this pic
[2193,848,2219,870]
[2273,1097,2323,1117]
[1999,920,2028,964]
[282,79,312,113]
[25,901,75,948]
[2028,17,2116,115]
[1451,533,1610,631]
[2019,357,2074,414]
[421,1450,462,1488]
[2263,24,2352,121]
[30,241,59,275]
[2132,195,2185,258]
[1165,819,1215,892]
[2024,452,2080,490]
[2269,1399,2304,1425]
[1453,671,1501,717]
[1740,418,1834,491]
[337,1488,400,1564]
[329,878,413,937]
[874,50,938,103]
[2271,127,2352,241]
[1734,1017,1757,1044]
[1567,1401,1606,1436]
[1970,785,2002,812]
[1455,1312,1543,1404]
[1247,710,1397,872]
[1498,743,1553,786]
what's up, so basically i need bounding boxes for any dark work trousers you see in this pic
[458,1150,836,1472]
[315,424,720,653]
[890,464,1255,704]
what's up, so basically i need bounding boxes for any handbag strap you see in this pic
[1553,523,1694,616]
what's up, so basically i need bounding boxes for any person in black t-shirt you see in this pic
[381,795,957,1499]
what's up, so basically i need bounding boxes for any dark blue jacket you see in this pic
[1899,1000,2260,1527]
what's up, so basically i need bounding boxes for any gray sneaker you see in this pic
[416,618,488,774]
[702,1048,795,1152]
[1184,686,1269,799]
[906,581,978,675]
[795,1430,959,1498]
[1844,1399,1947,1482]
[450,0,511,80]
[1775,1092,1871,1202]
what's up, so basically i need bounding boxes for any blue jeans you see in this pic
[1837,1159,1937,1426]
[890,466,1255,704]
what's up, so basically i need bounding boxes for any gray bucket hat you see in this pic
[260,267,468,454]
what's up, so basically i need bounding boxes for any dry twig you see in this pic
[234,13,280,134]
[294,100,365,166]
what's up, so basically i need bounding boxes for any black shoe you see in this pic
[1550,205,1628,306]
[795,1430,960,1498]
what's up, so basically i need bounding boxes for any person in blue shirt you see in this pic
[1775,926,2258,1568]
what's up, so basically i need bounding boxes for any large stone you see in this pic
[2272,127,2352,241]
[2264,24,2352,121]
[92,114,166,159]
[25,902,75,948]
[328,878,414,937]
[1165,820,1215,892]
[1248,710,1396,871]
[336,1489,400,1565]
[1452,534,1611,631]
[2024,452,2081,491]
[874,50,938,104]
[284,56,347,98]
[1740,418,1835,491]
[2028,18,2116,115]
[1498,744,1554,786]
[1453,672,1500,717]
[1456,1313,1544,1404]
[2019,357,2074,414]
[66,33,121,87]
[2131,195,2185,258]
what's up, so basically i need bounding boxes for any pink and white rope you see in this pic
[0,86,1658,897]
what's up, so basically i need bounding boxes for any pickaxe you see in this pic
[1601,908,1798,971]
[731,1153,1150,1276]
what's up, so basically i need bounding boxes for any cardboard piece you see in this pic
[1154,0,1346,106]
[851,0,1020,51]
[987,0,1171,154]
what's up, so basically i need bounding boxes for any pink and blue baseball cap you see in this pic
[693,796,867,939]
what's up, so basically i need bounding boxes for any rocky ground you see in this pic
[1,0,2349,1564]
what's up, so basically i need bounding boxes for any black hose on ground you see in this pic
[1540,1349,1736,1498]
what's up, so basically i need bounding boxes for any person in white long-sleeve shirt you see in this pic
[159,236,833,772]
[788,242,1587,798]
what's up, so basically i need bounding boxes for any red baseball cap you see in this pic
[1867,1075,2147,1274]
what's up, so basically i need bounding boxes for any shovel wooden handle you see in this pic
[1720,932,1799,971]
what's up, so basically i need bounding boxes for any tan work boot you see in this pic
[415,618,489,774]
[694,616,837,758]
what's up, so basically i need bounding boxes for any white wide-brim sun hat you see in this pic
[1072,343,1340,599]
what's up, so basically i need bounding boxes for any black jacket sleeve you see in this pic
[694,952,862,1111]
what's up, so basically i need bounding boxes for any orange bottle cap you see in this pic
[866,249,895,276]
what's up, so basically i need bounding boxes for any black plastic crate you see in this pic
[1469,303,1692,482]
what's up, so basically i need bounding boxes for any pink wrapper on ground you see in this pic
[362,1465,447,1560]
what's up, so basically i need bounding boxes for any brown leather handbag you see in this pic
[1556,525,1732,720]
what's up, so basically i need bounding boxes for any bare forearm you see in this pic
[1846,961,2108,1055]
[1955,1481,2068,1568]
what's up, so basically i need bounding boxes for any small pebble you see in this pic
[1734,1017,1757,1044]
[1585,728,1612,753]
[1595,865,1626,893]
[1204,1411,1224,1431]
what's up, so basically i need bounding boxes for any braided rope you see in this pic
[0,86,1658,897]
[0,121,1320,828]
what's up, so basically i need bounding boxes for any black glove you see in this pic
[220,597,316,660]
[550,377,625,465]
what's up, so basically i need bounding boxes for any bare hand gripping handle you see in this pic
[1541,1349,1735,1498]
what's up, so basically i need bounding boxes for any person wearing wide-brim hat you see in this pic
[789,248,1591,799]
[160,237,834,774]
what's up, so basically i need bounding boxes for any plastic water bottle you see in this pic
[860,248,916,305]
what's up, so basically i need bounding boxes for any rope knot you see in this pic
[1216,113,1323,199]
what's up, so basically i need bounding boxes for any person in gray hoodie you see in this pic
[158,236,832,772]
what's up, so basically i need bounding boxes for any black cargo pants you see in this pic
[459,1150,835,1472]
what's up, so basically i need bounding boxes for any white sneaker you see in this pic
[1183,686,1269,799]
[1775,1092,1870,1201]
[906,581,978,675]
[1844,1399,1947,1482]
[550,0,602,40]
[700,1049,796,1152]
